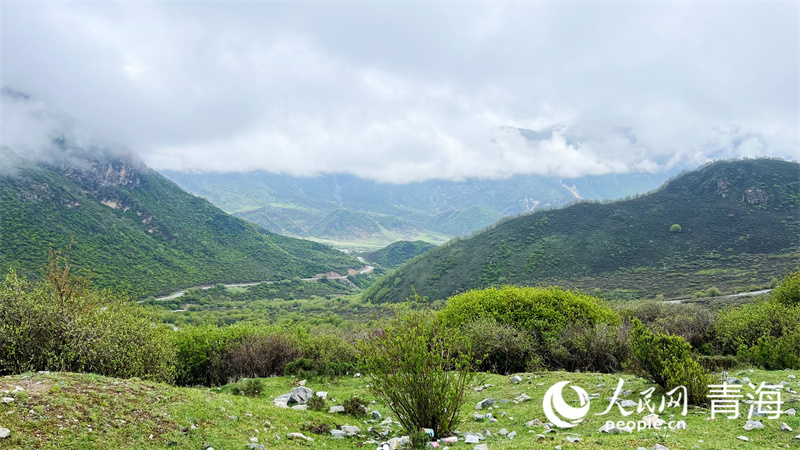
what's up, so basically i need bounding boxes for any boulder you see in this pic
[329,405,345,414]
[475,398,495,410]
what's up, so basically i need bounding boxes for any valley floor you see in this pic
[1,370,798,449]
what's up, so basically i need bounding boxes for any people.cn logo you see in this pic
[542,381,591,428]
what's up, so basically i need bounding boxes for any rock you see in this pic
[555,447,562,450]
[250,437,258,443]
[0,398,13,404]
[513,393,531,404]
[473,413,484,421]
[227,415,238,421]
[475,398,495,410]
[342,425,361,436]
[273,393,291,408]
[641,414,666,427]
[741,377,752,383]
[524,419,541,427]
[498,428,507,435]
[781,422,793,432]
[744,420,764,431]
[289,386,313,404]
[473,445,488,450]
[534,434,545,441]
[354,373,362,377]
[316,391,328,400]
[507,431,516,438]
[789,374,797,379]
[653,445,670,450]
[566,436,580,443]
[291,405,307,411]
[510,375,522,384]
[737,436,749,442]
[786,408,797,416]
[726,377,743,384]
[329,406,345,413]
[246,445,264,450]
[620,399,637,408]
[0,428,8,439]
[489,418,498,423]
[465,434,480,444]
[330,429,346,439]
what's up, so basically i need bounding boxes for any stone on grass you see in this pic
[513,393,531,404]
[329,405,345,414]
[786,408,797,416]
[510,375,522,384]
[737,436,749,442]
[507,431,516,438]
[473,445,488,450]
[653,445,670,450]
[315,391,328,400]
[0,428,8,439]
[619,399,637,408]
[498,428,507,435]
[744,420,764,431]
[524,419,541,427]
[781,422,793,432]
[246,445,264,450]
[464,434,480,444]
[566,436,580,443]
[291,405,307,411]
[342,425,361,436]
[0,398,13,404]
[475,398,495,410]
[289,386,313,404]
[726,377,743,384]
[789,374,796,379]
[372,410,382,420]
[330,429,346,439]
[473,413,485,422]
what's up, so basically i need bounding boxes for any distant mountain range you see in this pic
[0,143,360,298]
[162,165,675,248]
[363,159,800,302]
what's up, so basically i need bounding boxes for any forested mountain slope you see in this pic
[363,159,800,302]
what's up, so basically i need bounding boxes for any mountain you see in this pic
[363,159,800,303]
[361,240,436,269]
[162,169,674,248]
[0,145,360,298]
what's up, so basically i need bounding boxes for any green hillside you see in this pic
[364,159,800,303]
[361,240,436,269]
[425,206,504,235]
[0,146,360,298]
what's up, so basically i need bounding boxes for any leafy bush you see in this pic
[460,318,536,374]
[669,224,682,232]
[0,266,175,383]
[359,305,476,440]
[629,320,712,405]
[546,322,631,373]
[737,331,800,370]
[623,301,717,349]
[300,420,331,435]
[441,286,619,345]
[772,270,800,306]
[306,394,326,412]
[230,378,264,397]
[715,300,800,354]
[342,396,368,418]
[224,332,303,380]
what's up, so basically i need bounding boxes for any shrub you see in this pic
[670,224,682,232]
[342,396,368,418]
[306,394,326,412]
[623,301,717,349]
[231,378,264,397]
[737,331,800,370]
[440,286,619,346]
[359,304,476,441]
[0,265,175,383]
[300,420,331,434]
[460,318,536,374]
[224,332,303,380]
[629,320,712,405]
[546,322,631,373]
[715,300,800,354]
[772,270,800,306]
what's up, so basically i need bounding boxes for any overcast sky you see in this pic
[2,2,798,182]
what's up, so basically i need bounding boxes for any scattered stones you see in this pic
[330,429,346,439]
[464,434,480,444]
[342,425,361,436]
[475,398,495,410]
[329,406,345,414]
[513,393,531,404]
[524,419,541,427]
[0,428,9,439]
[781,422,793,432]
[789,374,797,379]
[743,420,764,431]
[534,434,546,442]
[737,436,749,442]
[619,399,637,408]
[510,375,522,384]
[726,377,743,384]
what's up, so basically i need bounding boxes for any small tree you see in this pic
[669,224,682,233]
[359,301,476,443]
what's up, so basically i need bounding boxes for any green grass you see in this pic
[1,370,797,449]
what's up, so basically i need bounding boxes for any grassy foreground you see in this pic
[0,370,797,449]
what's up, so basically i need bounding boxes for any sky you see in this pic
[2,2,798,183]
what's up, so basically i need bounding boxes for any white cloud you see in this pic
[1,2,797,182]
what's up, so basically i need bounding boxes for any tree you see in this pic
[670,224,682,233]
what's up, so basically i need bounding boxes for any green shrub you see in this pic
[342,395,368,418]
[440,286,619,346]
[359,305,476,440]
[223,331,303,380]
[546,322,631,373]
[715,300,800,353]
[737,331,800,370]
[0,268,175,383]
[306,394,326,412]
[629,320,712,405]
[670,224,682,232]
[460,318,536,374]
[230,378,264,397]
[623,301,717,349]
[772,270,800,306]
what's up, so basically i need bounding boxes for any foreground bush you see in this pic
[359,305,476,443]
[715,299,800,354]
[629,320,712,405]
[772,270,800,306]
[0,265,175,383]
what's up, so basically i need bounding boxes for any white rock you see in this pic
[0,398,13,404]
[315,391,328,399]
[743,420,764,431]
[510,375,522,384]
[0,428,8,439]
[653,444,670,450]
[781,422,793,432]
[287,432,313,441]
[737,436,749,442]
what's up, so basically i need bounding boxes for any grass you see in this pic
[1,369,797,449]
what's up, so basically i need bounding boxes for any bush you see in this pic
[0,266,175,383]
[715,300,800,354]
[306,394,326,412]
[342,396,368,418]
[629,320,712,405]
[441,286,619,345]
[623,301,717,349]
[772,270,800,306]
[359,305,476,440]
[230,378,264,397]
[546,322,631,373]
[224,332,303,380]
[670,224,682,232]
[737,331,800,370]
[460,318,536,374]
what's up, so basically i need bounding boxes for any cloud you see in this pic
[2,2,797,182]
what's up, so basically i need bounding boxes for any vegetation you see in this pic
[0,148,360,297]
[359,305,477,441]
[365,159,800,303]
[361,240,436,268]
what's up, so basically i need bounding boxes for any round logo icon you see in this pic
[542,381,591,428]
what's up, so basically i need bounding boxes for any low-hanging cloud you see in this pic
[2,2,797,182]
